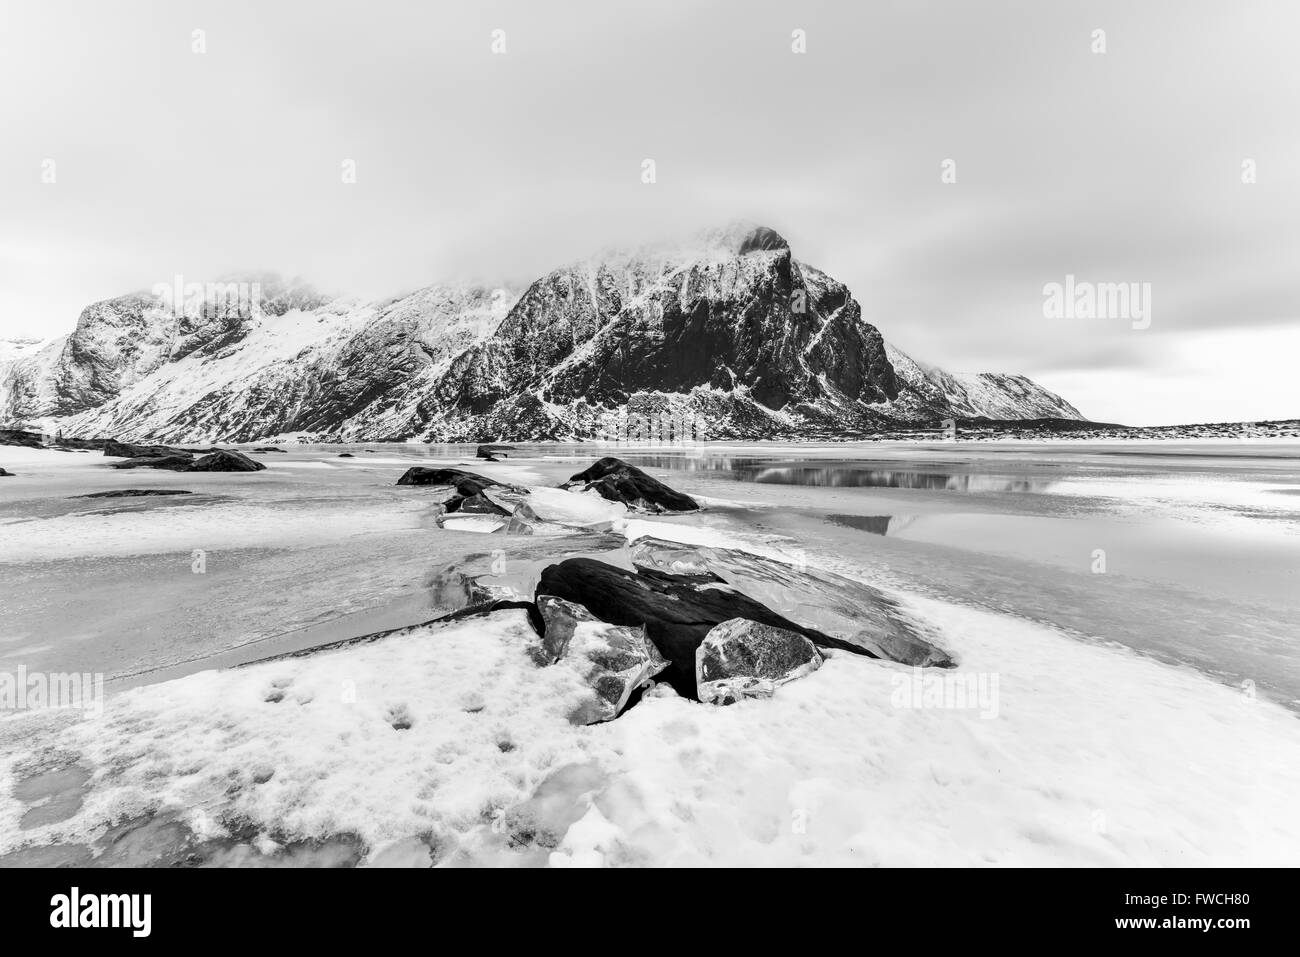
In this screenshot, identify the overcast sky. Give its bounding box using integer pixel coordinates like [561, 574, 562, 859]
[2, 0, 1297, 425]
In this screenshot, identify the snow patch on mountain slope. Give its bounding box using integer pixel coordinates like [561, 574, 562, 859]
[0, 337, 45, 366]
[57, 284, 517, 443]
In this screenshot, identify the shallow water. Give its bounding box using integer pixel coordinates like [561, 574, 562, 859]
[2, 439, 1299, 708]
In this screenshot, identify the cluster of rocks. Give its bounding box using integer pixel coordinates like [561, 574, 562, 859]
[0, 429, 44, 449]
[521, 542, 953, 719]
[398, 457, 697, 520]
[396, 466, 526, 518]
[386, 454, 957, 716]
[103, 439, 266, 473]
[395, 457, 698, 538]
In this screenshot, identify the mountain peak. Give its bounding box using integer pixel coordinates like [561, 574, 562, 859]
[737, 226, 790, 255]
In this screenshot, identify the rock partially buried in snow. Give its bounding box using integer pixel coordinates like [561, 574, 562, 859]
[537, 594, 667, 722]
[629, 536, 955, 669]
[73, 489, 193, 498]
[102, 438, 195, 458]
[456, 492, 511, 516]
[398, 467, 526, 521]
[396, 466, 503, 494]
[561, 457, 698, 513]
[187, 449, 266, 472]
[537, 557, 855, 697]
[696, 617, 822, 705]
[109, 454, 196, 471]
[0, 468, 12, 477]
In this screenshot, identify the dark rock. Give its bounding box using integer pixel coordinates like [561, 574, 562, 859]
[456, 492, 512, 516]
[476, 444, 516, 461]
[252, 446, 287, 453]
[186, 449, 266, 472]
[108, 454, 196, 471]
[536, 557, 857, 697]
[737, 226, 790, 255]
[396, 466, 500, 493]
[0, 429, 44, 449]
[49, 436, 110, 451]
[562, 457, 698, 513]
[629, 536, 954, 668]
[73, 489, 193, 498]
[103, 439, 194, 458]
[696, 618, 822, 705]
[0, 467, 12, 476]
[396, 466, 525, 516]
[338, 452, 355, 457]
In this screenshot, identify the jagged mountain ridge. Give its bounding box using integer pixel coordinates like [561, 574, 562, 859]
[0, 226, 1084, 441]
[884, 343, 1083, 422]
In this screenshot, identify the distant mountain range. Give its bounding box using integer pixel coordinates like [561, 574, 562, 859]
[0, 225, 1083, 442]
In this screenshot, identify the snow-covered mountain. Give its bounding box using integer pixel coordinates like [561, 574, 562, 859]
[884, 342, 1083, 422]
[0, 226, 1085, 441]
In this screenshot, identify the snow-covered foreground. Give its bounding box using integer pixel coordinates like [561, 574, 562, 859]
[2, 593, 1297, 867]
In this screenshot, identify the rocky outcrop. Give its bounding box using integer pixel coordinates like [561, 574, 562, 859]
[103, 439, 194, 458]
[396, 466, 499, 492]
[396, 466, 527, 518]
[695, 617, 823, 705]
[108, 454, 195, 471]
[561, 457, 699, 513]
[628, 536, 954, 668]
[105, 446, 265, 472]
[0, 429, 43, 449]
[0, 467, 12, 476]
[187, 449, 265, 472]
[536, 557, 871, 697]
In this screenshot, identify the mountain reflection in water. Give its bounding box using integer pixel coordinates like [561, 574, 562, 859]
[619, 455, 1057, 493]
